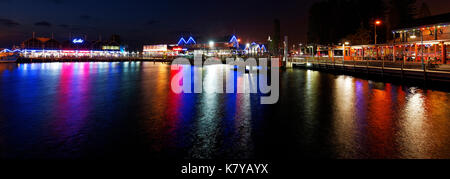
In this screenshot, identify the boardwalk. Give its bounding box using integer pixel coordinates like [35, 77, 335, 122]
[289, 57, 450, 82]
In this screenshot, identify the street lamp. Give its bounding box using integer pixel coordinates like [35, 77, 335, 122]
[374, 20, 382, 45]
[208, 41, 215, 56]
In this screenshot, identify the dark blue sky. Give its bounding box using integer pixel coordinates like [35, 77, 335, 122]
[0, 0, 449, 49]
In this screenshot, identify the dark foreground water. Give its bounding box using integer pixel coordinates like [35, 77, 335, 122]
[0, 62, 449, 159]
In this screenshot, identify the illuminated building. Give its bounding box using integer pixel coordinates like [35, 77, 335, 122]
[316, 13, 450, 64]
[17, 33, 131, 59]
[170, 35, 267, 57]
[143, 44, 183, 58]
[244, 42, 267, 55]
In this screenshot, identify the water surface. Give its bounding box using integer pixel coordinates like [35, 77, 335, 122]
[0, 62, 449, 159]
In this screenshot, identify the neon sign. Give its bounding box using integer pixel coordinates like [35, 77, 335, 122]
[177, 37, 187, 46]
[229, 35, 239, 48]
[178, 36, 196, 46]
[172, 47, 183, 51]
[72, 38, 84, 44]
[229, 35, 238, 43]
[186, 37, 196, 44]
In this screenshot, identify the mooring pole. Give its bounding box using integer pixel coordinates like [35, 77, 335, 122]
[284, 36, 289, 68]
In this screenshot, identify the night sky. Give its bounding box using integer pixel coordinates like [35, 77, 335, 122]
[0, 0, 449, 49]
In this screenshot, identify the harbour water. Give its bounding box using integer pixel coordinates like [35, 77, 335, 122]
[0, 62, 449, 159]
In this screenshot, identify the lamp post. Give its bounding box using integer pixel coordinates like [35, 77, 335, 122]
[374, 20, 381, 45]
[374, 20, 382, 61]
[209, 41, 215, 56]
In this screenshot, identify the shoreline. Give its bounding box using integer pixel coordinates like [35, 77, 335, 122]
[15, 57, 174, 63]
[294, 62, 450, 84]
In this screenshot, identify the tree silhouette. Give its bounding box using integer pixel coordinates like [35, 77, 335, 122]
[342, 26, 371, 45]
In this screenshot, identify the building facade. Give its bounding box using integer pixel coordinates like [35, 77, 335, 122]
[19, 34, 131, 59]
[316, 13, 450, 64]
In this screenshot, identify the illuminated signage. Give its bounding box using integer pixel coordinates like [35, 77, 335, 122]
[172, 47, 183, 51]
[186, 37, 196, 44]
[177, 36, 196, 46]
[177, 38, 187, 46]
[72, 38, 84, 44]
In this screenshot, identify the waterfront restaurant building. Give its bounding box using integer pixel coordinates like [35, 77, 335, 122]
[318, 13, 450, 64]
[19, 34, 131, 59]
[143, 35, 268, 58]
[142, 44, 181, 58]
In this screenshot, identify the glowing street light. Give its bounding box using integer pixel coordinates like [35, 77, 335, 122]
[209, 41, 215, 48]
[374, 20, 382, 45]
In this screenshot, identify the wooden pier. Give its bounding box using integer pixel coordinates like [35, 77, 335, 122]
[289, 57, 450, 82]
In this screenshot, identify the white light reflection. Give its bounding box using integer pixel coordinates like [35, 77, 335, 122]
[332, 75, 358, 158]
[203, 65, 224, 94]
[398, 88, 428, 158]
